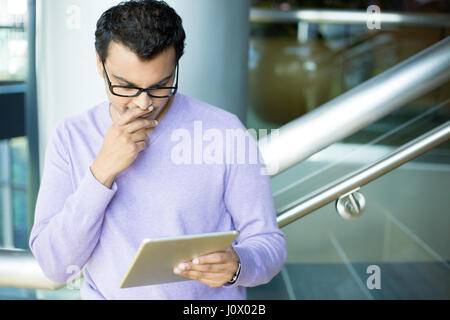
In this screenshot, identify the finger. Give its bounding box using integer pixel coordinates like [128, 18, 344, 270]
[179, 262, 229, 273]
[130, 132, 149, 143]
[194, 252, 232, 265]
[125, 119, 158, 134]
[135, 140, 148, 153]
[117, 106, 154, 126]
[174, 268, 225, 282]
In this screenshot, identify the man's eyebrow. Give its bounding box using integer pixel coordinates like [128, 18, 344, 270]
[112, 73, 173, 87]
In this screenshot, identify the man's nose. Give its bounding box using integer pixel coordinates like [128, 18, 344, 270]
[133, 90, 153, 110]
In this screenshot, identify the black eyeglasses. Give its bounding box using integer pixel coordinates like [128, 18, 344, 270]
[102, 60, 179, 98]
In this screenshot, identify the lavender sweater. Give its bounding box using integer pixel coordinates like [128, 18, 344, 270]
[29, 93, 286, 300]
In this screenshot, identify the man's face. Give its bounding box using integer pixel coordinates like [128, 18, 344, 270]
[96, 41, 177, 121]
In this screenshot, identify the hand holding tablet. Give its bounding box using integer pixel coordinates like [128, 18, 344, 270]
[173, 246, 240, 288]
[120, 230, 239, 288]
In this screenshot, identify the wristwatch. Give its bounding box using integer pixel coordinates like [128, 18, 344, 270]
[227, 262, 241, 284]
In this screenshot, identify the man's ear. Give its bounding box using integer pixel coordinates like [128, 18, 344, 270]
[95, 50, 104, 78]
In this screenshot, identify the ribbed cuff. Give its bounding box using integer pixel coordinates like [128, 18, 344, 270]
[223, 244, 251, 288]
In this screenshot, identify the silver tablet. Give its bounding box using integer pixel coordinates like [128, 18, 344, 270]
[119, 230, 239, 288]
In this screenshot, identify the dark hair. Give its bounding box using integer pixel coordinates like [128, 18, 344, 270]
[95, 0, 186, 63]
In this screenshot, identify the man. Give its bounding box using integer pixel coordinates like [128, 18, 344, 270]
[29, 0, 286, 300]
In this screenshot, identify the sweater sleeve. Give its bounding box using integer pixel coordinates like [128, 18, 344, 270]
[223, 116, 287, 288]
[28, 120, 118, 283]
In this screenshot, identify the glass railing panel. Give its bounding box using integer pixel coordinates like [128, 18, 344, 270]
[248, 99, 450, 299]
[247, 5, 450, 299]
[0, 287, 36, 300]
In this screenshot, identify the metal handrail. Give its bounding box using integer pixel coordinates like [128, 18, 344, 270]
[0, 248, 65, 290]
[250, 8, 450, 27]
[276, 121, 450, 227]
[258, 36, 450, 176]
